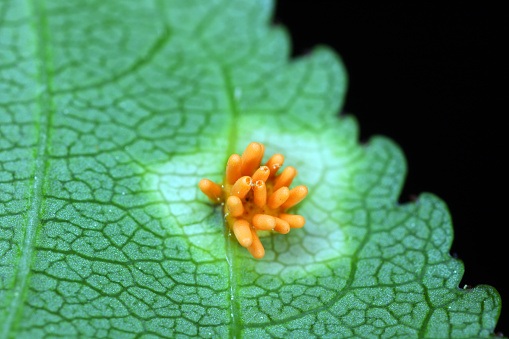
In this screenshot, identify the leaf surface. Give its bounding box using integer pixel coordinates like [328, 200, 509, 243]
[0, 0, 501, 338]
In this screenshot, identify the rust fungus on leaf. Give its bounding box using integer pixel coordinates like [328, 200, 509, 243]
[199, 142, 308, 259]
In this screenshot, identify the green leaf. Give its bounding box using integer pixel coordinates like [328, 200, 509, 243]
[0, 0, 501, 338]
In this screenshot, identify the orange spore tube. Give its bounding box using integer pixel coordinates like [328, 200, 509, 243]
[227, 196, 244, 217]
[280, 185, 308, 209]
[256, 143, 265, 166]
[251, 166, 270, 183]
[198, 142, 309, 259]
[231, 176, 252, 199]
[248, 228, 265, 259]
[241, 142, 263, 176]
[273, 166, 297, 191]
[265, 153, 284, 179]
[233, 219, 253, 247]
[252, 214, 276, 230]
[198, 179, 222, 201]
[226, 154, 242, 185]
[267, 187, 290, 209]
[253, 180, 266, 207]
[279, 213, 306, 228]
[274, 218, 290, 234]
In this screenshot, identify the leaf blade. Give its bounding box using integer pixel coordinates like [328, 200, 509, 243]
[0, 0, 502, 337]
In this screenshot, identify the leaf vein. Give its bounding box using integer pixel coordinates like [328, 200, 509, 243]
[1, 0, 54, 336]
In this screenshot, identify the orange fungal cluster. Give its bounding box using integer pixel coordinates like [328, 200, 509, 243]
[199, 142, 308, 259]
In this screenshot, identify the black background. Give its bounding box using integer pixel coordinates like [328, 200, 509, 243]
[275, 2, 507, 335]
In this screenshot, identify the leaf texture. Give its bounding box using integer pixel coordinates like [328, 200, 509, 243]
[0, 0, 501, 338]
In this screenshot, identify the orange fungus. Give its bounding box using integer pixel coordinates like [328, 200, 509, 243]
[198, 142, 308, 259]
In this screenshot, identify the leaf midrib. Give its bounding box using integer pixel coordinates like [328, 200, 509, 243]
[1, 0, 53, 336]
[220, 66, 241, 338]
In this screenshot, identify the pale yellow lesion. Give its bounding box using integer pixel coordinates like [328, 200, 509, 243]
[199, 142, 308, 259]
